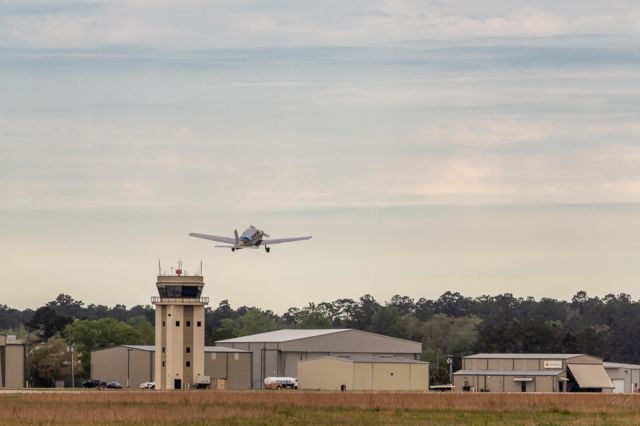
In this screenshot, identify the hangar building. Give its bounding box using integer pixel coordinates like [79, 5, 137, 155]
[0, 334, 24, 388]
[216, 329, 422, 389]
[453, 353, 614, 392]
[91, 345, 252, 389]
[298, 355, 428, 391]
[604, 362, 640, 393]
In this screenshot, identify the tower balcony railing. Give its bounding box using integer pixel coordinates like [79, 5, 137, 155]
[151, 296, 209, 304]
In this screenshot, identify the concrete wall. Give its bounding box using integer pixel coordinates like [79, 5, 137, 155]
[204, 352, 252, 390]
[409, 363, 429, 391]
[0, 343, 25, 389]
[91, 347, 154, 388]
[298, 357, 353, 390]
[155, 303, 206, 389]
[3, 345, 25, 388]
[298, 358, 428, 391]
[464, 355, 604, 373]
[454, 374, 563, 393]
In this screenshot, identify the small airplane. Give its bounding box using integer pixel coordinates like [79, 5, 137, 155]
[189, 225, 311, 253]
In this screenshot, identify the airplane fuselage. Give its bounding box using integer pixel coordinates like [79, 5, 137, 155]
[239, 227, 264, 247]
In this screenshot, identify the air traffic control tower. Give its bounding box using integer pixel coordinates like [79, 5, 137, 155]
[152, 262, 209, 390]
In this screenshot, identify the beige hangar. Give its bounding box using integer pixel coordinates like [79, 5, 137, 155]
[298, 356, 429, 391]
[454, 353, 614, 392]
[0, 334, 25, 389]
[90, 344, 252, 389]
[604, 362, 640, 393]
[217, 329, 422, 389]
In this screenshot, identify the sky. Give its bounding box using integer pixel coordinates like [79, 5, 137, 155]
[1, 1, 640, 313]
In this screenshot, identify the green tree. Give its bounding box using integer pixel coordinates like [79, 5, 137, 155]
[63, 318, 143, 370]
[295, 303, 333, 329]
[26, 306, 72, 340]
[30, 336, 82, 387]
[126, 316, 154, 344]
[422, 314, 481, 357]
[217, 308, 282, 337]
[422, 314, 481, 385]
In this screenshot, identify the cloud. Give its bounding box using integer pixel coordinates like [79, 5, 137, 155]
[1, 1, 640, 49]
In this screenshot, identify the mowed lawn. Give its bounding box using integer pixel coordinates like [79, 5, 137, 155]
[1, 391, 639, 425]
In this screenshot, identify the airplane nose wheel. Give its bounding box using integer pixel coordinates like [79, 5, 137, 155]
[231, 248, 236, 252]
[265, 247, 270, 253]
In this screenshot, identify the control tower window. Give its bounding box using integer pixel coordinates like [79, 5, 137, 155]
[158, 286, 202, 298]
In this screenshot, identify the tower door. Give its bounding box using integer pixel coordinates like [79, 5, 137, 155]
[174, 379, 182, 390]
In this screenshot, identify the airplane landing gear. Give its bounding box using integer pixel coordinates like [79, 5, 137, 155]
[265, 247, 271, 253]
[231, 248, 236, 252]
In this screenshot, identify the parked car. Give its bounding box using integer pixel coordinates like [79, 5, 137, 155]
[105, 381, 123, 389]
[81, 379, 102, 389]
[139, 381, 155, 389]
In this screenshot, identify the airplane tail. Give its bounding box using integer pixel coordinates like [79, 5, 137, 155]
[234, 229, 240, 247]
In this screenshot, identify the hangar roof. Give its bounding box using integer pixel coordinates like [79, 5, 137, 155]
[325, 355, 428, 364]
[217, 329, 422, 354]
[117, 345, 247, 353]
[604, 362, 640, 370]
[454, 369, 564, 376]
[217, 329, 351, 343]
[465, 353, 586, 359]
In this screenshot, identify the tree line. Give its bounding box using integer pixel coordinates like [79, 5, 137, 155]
[1, 291, 639, 386]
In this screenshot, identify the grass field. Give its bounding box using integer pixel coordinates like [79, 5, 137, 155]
[1, 391, 639, 425]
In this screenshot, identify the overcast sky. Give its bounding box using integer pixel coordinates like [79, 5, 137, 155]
[2, 1, 640, 312]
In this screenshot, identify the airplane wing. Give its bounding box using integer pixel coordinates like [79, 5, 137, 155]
[263, 236, 312, 245]
[189, 233, 236, 245]
[213, 245, 259, 249]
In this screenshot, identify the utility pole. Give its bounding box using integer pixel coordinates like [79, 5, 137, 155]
[127, 348, 133, 388]
[67, 343, 75, 388]
[446, 356, 453, 385]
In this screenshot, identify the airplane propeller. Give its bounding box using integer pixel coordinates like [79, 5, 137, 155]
[251, 224, 270, 238]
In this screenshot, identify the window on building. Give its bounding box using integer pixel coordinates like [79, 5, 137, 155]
[162, 321, 165, 327]
[197, 321, 202, 327]
[162, 347, 165, 353]
[186, 347, 191, 353]
[176, 320, 180, 327]
[186, 361, 191, 367]
[186, 321, 191, 327]
[162, 361, 165, 367]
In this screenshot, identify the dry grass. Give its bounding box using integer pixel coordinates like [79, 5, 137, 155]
[1, 390, 639, 425]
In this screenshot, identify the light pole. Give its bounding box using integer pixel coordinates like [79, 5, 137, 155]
[446, 356, 453, 385]
[67, 343, 75, 388]
[127, 348, 133, 388]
